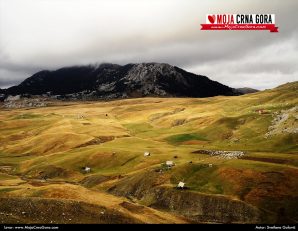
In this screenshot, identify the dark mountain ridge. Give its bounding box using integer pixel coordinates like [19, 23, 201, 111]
[2, 63, 240, 99]
[236, 87, 259, 94]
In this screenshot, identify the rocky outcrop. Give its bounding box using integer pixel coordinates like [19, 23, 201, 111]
[265, 106, 298, 138]
[3, 96, 47, 109]
[192, 150, 245, 159]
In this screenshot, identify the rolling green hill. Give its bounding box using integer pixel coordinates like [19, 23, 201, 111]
[0, 81, 297, 223]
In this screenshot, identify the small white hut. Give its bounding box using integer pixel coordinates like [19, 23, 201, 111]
[166, 161, 174, 167]
[144, 151, 150, 157]
[177, 182, 185, 189]
[84, 166, 91, 173]
[209, 163, 213, 168]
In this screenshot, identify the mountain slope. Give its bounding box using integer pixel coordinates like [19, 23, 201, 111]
[4, 63, 237, 98]
[236, 87, 259, 94]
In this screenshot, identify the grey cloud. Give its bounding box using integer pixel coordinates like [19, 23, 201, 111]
[0, 0, 297, 89]
[0, 69, 31, 88]
[187, 32, 298, 90]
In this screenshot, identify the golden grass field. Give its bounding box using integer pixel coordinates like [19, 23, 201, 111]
[0, 82, 297, 223]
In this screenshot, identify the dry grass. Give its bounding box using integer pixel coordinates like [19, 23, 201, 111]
[0, 81, 297, 223]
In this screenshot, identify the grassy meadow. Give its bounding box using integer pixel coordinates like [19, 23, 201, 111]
[0, 82, 297, 223]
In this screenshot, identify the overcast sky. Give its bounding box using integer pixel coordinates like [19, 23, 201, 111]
[0, 0, 297, 90]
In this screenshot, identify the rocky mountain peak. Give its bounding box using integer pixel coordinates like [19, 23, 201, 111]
[1, 62, 239, 100]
